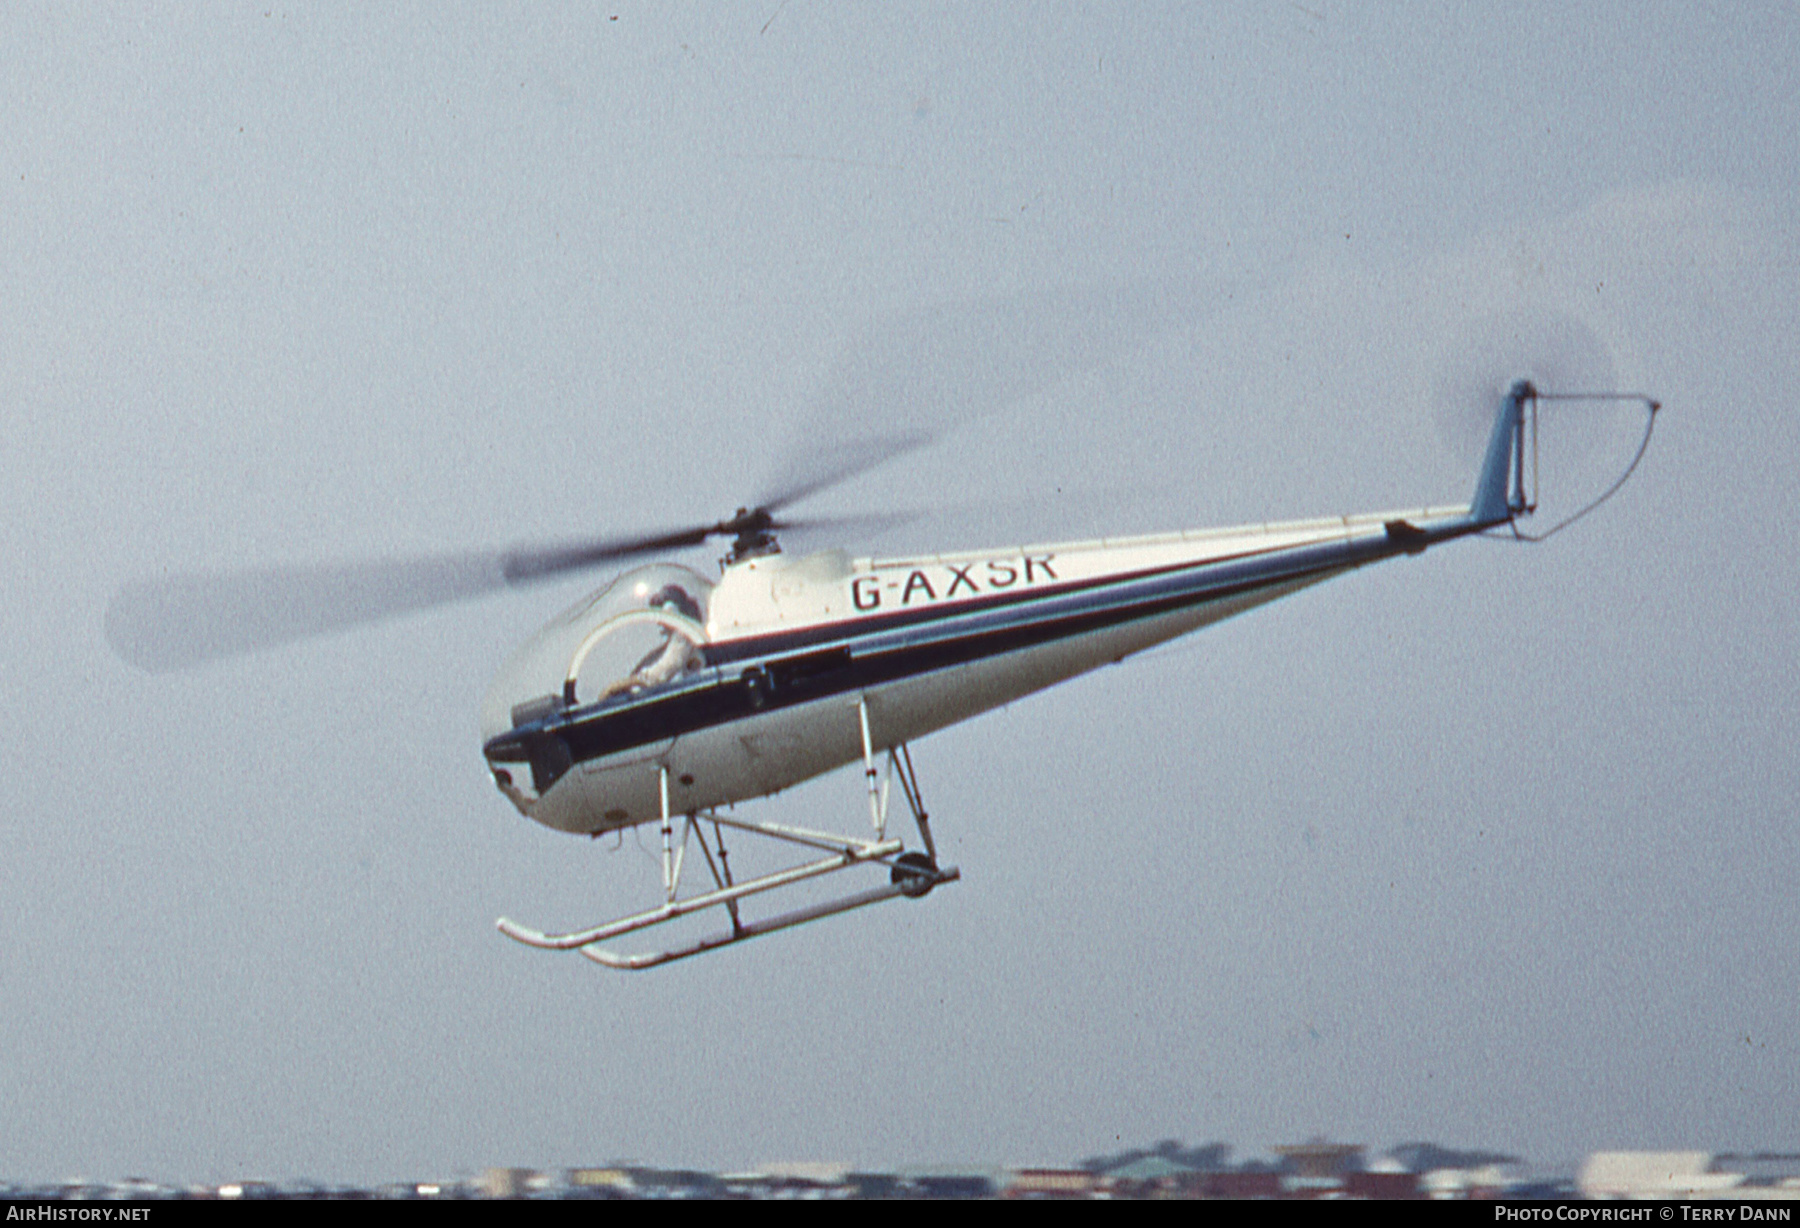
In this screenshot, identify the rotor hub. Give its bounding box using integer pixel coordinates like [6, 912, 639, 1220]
[722, 507, 783, 563]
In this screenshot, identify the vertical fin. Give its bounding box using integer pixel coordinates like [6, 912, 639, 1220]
[1469, 380, 1531, 525]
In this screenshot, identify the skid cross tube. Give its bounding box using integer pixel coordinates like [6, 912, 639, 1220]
[892, 742, 937, 863]
[859, 695, 885, 837]
[703, 811, 898, 856]
[690, 817, 743, 935]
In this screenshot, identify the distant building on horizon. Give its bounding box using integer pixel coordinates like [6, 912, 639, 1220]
[1579, 1152, 1800, 1200]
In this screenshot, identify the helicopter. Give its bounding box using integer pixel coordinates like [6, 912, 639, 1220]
[106, 379, 1656, 969]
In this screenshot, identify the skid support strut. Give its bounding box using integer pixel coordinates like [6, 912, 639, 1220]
[496, 697, 958, 969]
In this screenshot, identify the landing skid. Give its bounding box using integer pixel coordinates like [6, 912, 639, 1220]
[496, 702, 958, 970]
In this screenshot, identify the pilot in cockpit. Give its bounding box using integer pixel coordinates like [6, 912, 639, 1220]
[605, 583, 706, 698]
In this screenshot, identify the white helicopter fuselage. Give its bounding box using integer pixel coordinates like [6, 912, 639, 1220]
[464, 381, 1655, 970]
[481, 389, 1540, 839]
[481, 501, 1481, 835]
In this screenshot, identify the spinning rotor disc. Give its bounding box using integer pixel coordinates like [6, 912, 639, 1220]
[105, 430, 930, 673]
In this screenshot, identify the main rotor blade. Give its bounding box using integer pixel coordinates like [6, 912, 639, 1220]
[752, 430, 934, 514]
[765, 508, 921, 547]
[750, 277, 1201, 515]
[106, 525, 717, 673]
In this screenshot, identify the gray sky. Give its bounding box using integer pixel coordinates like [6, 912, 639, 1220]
[3, 3, 1796, 1183]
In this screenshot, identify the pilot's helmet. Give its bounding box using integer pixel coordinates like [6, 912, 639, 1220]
[649, 584, 703, 623]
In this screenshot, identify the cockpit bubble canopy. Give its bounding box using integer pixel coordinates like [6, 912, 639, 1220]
[480, 563, 713, 742]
